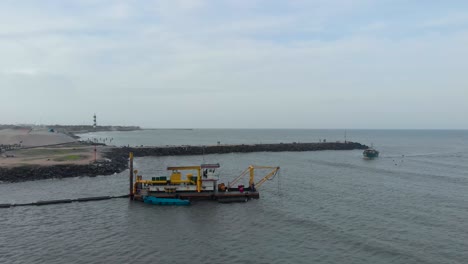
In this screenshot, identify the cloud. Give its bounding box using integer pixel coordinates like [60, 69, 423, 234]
[0, 0, 467, 128]
[1, 68, 42, 76]
[420, 12, 468, 28]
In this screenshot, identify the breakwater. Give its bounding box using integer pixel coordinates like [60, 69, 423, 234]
[0, 155, 128, 183]
[108, 141, 368, 157]
[0, 142, 367, 183]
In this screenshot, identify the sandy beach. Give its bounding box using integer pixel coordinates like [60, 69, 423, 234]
[0, 127, 76, 147]
[0, 127, 102, 167]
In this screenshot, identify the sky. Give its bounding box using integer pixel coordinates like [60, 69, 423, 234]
[1, 0, 467, 129]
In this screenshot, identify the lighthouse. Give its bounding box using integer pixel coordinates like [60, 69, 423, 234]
[93, 113, 97, 130]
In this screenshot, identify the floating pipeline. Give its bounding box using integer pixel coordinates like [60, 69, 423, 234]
[0, 142, 367, 183]
[0, 195, 129, 209]
[143, 196, 191, 206]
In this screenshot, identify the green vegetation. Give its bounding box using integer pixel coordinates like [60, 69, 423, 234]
[53, 155, 87, 162]
[18, 148, 87, 156]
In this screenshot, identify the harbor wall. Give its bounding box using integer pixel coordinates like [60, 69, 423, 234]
[0, 155, 127, 183]
[109, 141, 368, 157]
[0, 142, 367, 183]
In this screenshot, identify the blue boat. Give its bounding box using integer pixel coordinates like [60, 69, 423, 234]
[143, 196, 190, 206]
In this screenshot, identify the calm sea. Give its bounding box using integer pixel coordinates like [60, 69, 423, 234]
[1, 129, 467, 264]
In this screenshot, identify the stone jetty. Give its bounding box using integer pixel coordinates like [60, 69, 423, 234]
[108, 141, 368, 158]
[0, 156, 128, 183]
[0, 142, 367, 183]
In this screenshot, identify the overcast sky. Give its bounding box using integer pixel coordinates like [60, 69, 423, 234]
[1, 0, 467, 129]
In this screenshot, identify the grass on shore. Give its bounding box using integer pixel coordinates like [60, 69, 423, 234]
[16, 148, 88, 156]
[53, 155, 88, 162]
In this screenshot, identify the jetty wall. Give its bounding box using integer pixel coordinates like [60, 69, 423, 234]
[0, 142, 367, 183]
[109, 142, 368, 157]
[0, 155, 127, 183]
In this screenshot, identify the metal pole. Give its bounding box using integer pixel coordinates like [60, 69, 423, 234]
[249, 166, 255, 187]
[129, 152, 134, 199]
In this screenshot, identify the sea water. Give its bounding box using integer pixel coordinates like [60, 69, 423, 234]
[1, 129, 467, 264]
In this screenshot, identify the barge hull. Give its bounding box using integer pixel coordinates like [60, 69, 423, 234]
[134, 191, 259, 202]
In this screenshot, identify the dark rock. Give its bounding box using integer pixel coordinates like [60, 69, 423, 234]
[108, 141, 368, 158]
[0, 142, 367, 183]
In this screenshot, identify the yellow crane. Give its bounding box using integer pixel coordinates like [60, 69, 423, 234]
[228, 165, 280, 190]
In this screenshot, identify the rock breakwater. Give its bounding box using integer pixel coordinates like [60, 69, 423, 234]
[109, 142, 368, 157]
[0, 154, 127, 183]
[0, 142, 367, 183]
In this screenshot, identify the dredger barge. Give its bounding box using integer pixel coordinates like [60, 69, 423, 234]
[129, 153, 280, 205]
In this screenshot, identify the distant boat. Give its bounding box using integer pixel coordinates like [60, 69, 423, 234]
[363, 146, 379, 159]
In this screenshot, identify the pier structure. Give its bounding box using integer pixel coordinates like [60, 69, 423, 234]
[112, 141, 368, 158]
[0, 142, 368, 183]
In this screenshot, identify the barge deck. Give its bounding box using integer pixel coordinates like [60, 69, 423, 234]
[129, 153, 278, 204]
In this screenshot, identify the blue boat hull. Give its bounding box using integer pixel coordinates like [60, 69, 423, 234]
[143, 196, 190, 206]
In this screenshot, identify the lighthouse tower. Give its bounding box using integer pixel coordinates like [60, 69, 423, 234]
[93, 113, 97, 130]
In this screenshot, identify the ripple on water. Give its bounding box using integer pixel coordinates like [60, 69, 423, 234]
[1, 139, 468, 264]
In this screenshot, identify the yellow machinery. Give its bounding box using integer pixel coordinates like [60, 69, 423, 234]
[228, 165, 280, 189]
[167, 166, 202, 191]
[134, 166, 202, 191]
[133, 160, 278, 193]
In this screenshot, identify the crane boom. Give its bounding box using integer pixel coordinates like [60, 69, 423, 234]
[228, 167, 250, 188]
[228, 165, 280, 189]
[255, 166, 280, 188]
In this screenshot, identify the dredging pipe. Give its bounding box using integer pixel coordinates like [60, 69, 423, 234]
[0, 195, 129, 209]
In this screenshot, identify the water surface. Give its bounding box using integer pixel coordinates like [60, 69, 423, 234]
[1, 129, 467, 264]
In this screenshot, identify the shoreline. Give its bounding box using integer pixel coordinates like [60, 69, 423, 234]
[50, 125, 141, 138]
[0, 141, 368, 183]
